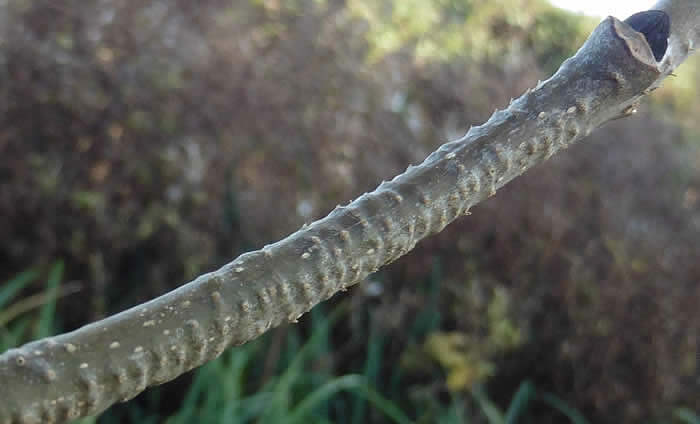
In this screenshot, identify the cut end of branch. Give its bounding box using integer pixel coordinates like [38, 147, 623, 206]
[613, 16, 661, 68]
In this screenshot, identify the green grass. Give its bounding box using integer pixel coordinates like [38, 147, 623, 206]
[0, 262, 65, 352]
[91, 303, 413, 424]
[674, 408, 700, 424]
[2, 264, 697, 423]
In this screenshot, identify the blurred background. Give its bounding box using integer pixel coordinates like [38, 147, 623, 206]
[1, 0, 700, 422]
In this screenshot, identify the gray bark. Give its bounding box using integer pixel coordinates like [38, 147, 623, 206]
[1, 1, 698, 422]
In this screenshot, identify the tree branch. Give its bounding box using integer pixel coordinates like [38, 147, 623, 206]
[1, 2, 697, 422]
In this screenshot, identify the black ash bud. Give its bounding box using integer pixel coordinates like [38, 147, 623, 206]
[624, 10, 670, 62]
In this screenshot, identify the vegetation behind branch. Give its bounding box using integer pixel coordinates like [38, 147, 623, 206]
[1, 0, 700, 422]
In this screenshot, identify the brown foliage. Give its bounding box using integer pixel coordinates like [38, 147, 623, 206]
[1, 0, 699, 421]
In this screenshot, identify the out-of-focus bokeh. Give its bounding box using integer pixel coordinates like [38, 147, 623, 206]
[1, 0, 700, 422]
